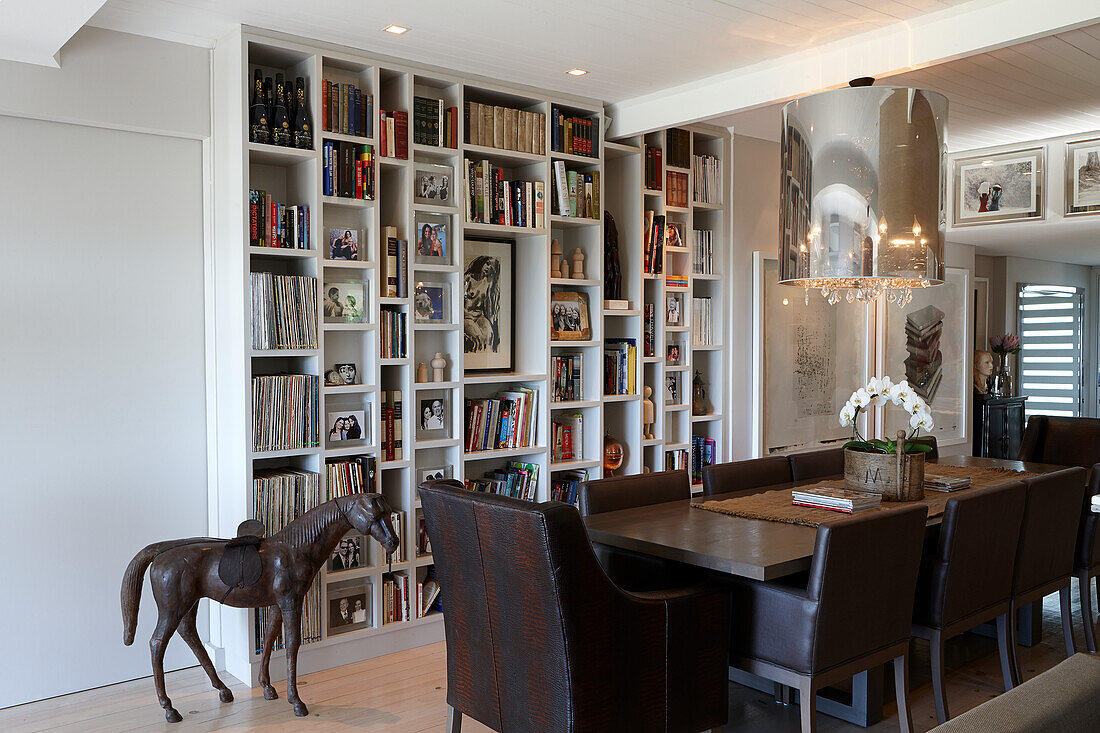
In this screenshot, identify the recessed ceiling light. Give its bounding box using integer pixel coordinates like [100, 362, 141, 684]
[566, 68, 587, 76]
[383, 25, 409, 35]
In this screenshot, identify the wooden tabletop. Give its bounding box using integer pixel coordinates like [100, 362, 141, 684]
[582, 456, 1065, 581]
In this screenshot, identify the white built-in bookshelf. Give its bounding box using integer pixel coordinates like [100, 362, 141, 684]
[211, 26, 731, 686]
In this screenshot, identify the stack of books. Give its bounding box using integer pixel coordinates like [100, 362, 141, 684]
[325, 456, 377, 498]
[378, 109, 409, 159]
[551, 162, 600, 218]
[643, 211, 665, 274]
[550, 108, 597, 158]
[551, 353, 583, 402]
[644, 144, 663, 190]
[413, 96, 458, 148]
[924, 475, 972, 492]
[380, 391, 404, 461]
[463, 158, 545, 228]
[323, 141, 375, 199]
[551, 413, 583, 463]
[249, 190, 311, 248]
[466, 461, 540, 501]
[321, 80, 373, 137]
[464, 101, 546, 154]
[666, 170, 688, 208]
[791, 487, 881, 514]
[550, 469, 588, 504]
[464, 387, 539, 452]
[604, 338, 637, 396]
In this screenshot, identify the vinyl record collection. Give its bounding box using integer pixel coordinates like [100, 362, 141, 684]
[250, 272, 318, 350]
[252, 374, 320, 452]
[692, 153, 722, 204]
[692, 229, 714, 274]
[692, 296, 713, 346]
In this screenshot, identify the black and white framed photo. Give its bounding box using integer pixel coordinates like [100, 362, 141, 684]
[666, 293, 683, 325]
[666, 372, 680, 404]
[464, 238, 513, 371]
[416, 465, 453, 486]
[414, 163, 452, 205]
[415, 394, 448, 440]
[414, 281, 449, 324]
[414, 212, 449, 264]
[1065, 138, 1100, 216]
[953, 148, 1044, 226]
[327, 408, 367, 443]
[326, 576, 372, 635]
[327, 227, 361, 261]
[550, 290, 592, 341]
[329, 531, 367, 572]
[325, 362, 358, 386]
[324, 281, 366, 323]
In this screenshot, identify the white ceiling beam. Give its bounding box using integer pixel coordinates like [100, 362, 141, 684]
[607, 0, 1100, 138]
[0, 0, 109, 67]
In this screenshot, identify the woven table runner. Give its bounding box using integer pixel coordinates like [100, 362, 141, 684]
[693, 464, 1038, 528]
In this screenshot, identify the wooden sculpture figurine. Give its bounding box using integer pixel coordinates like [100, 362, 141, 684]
[121, 493, 399, 723]
[571, 248, 586, 279]
[642, 385, 655, 439]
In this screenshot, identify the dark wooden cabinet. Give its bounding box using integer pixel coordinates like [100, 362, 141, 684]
[973, 395, 1027, 459]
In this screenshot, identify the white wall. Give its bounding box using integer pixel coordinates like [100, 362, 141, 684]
[0, 27, 211, 708]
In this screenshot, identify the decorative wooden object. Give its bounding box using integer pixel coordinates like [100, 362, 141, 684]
[560, 259, 571, 279]
[550, 238, 562, 277]
[121, 494, 399, 723]
[416, 362, 429, 383]
[642, 386, 655, 439]
[431, 352, 447, 382]
[571, 248, 585, 279]
[843, 431, 925, 501]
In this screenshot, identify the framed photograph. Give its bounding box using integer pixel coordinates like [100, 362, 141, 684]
[665, 221, 684, 248]
[1065, 138, 1100, 216]
[414, 212, 449, 264]
[666, 372, 680, 404]
[326, 576, 372, 635]
[325, 362, 358, 387]
[414, 281, 449, 324]
[550, 291, 592, 341]
[416, 465, 453, 486]
[327, 227, 361, 261]
[464, 238, 514, 370]
[414, 163, 452, 205]
[666, 344, 681, 365]
[666, 293, 682, 325]
[324, 281, 366, 323]
[953, 148, 1044, 226]
[416, 394, 448, 440]
[327, 409, 367, 443]
[329, 531, 367, 573]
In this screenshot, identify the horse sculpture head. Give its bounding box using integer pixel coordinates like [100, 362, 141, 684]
[342, 493, 400, 556]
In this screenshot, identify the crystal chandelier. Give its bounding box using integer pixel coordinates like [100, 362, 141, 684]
[778, 79, 948, 306]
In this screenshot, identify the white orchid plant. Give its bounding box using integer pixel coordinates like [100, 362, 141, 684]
[840, 376, 936, 454]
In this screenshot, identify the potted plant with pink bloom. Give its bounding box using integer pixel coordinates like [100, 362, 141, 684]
[987, 333, 1021, 397]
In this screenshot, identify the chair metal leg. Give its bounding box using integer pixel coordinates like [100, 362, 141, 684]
[446, 705, 462, 733]
[999, 609, 1021, 690]
[1060, 585, 1076, 658]
[797, 677, 816, 733]
[929, 631, 949, 724]
[1081, 570, 1098, 654]
[773, 682, 792, 705]
[893, 653, 914, 733]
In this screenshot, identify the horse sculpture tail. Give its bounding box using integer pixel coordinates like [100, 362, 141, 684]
[122, 540, 208, 645]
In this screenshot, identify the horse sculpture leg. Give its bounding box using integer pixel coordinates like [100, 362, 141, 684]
[259, 606, 283, 700]
[149, 608, 186, 723]
[177, 603, 234, 703]
[280, 598, 309, 717]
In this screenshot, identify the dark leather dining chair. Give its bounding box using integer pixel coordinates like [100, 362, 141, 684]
[909, 435, 939, 459]
[701, 455, 792, 497]
[788, 447, 845, 482]
[1076, 465, 1100, 652]
[1017, 415, 1100, 467]
[419, 479, 731, 733]
[729, 504, 929, 733]
[1006, 467, 1087, 688]
[911, 482, 1027, 724]
[578, 470, 703, 592]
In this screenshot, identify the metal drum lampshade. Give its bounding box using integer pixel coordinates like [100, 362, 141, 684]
[779, 82, 948, 305]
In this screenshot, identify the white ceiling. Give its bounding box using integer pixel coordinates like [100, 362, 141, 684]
[87, 0, 975, 104]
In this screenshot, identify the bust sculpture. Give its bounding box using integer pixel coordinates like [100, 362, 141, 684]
[974, 349, 993, 394]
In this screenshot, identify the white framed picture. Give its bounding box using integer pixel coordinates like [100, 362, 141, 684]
[952, 148, 1044, 226]
[1065, 138, 1100, 216]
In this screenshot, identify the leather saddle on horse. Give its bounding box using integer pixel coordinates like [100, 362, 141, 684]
[218, 519, 265, 590]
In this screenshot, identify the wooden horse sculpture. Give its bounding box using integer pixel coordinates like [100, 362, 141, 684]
[121, 493, 399, 722]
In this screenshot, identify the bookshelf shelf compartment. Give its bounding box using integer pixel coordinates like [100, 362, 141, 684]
[381, 459, 412, 470]
[323, 322, 376, 331]
[412, 202, 459, 215]
[324, 384, 376, 395]
[551, 400, 601, 410]
[323, 259, 375, 270]
[550, 150, 600, 166]
[604, 394, 640, 403]
[641, 437, 663, 447]
[252, 447, 320, 459]
[325, 443, 379, 457]
[463, 371, 547, 385]
[321, 195, 374, 208]
[551, 277, 599, 287]
[464, 221, 546, 236]
[413, 381, 460, 390]
[413, 323, 460, 331]
[692, 200, 722, 210]
[251, 348, 319, 357]
[378, 156, 411, 168]
[692, 344, 724, 351]
[604, 309, 642, 317]
[665, 403, 690, 412]
[551, 458, 601, 471]
[248, 142, 317, 166]
[552, 340, 598, 348]
[412, 143, 460, 158]
[464, 446, 548, 462]
[249, 246, 316, 259]
[380, 357, 410, 366]
[603, 140, 642, 159]
[549, 214, 599, 228]
[692, 414, 722, 423]
[416, 438, 461, 450]
[463, 142, 543, 166]
[321, 131, 375, 146]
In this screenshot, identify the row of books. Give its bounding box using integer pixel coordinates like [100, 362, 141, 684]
[692, 296, 714, 346]
[792, 487, 881, 514]
[550, 469, 588, 505]
[666, 274, 689, 289]
[386, 511, 406, 562]
[604, 338, 637, 396]
[252, 374, 319, 452]
[551, 413, 583, 463]
[644, 144, 663, 191]
[250, 272, 318, 350]
[382, 573, 442, 624]
[380, 308, 407, 359]
[551, 162, 600, 219]
[380, 390, 404, 461]
[381, 227, 409, 297]
[463, 158, 545, 228]
[253, 467, 322, 652]
[644, 304, 656, 357]
[551, 353, 583, 402]
[323, 141, 375, 199]
[249, 191, 310, 249]
[550, 108, 597, 158]
[665, 128, 691, 169]
[666, 170, 689, 209]
[690, 436, 717, 485]
[325, 456, 378, 499]
[378, 110, 409, 159]
[321, 80, 373, 138]
[464, 387, 539, 452]
[413, 96, 458, 148]
[465, 461, 540, 501]
[464, 101, 546, 155]
[693, 154, 722, 204]
[643, 211, 666, 274]
[692, 229, 714, 274]
[665, 448, 689, 471]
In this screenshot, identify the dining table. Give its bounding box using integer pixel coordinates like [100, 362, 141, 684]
[582, 455, 1066, 727]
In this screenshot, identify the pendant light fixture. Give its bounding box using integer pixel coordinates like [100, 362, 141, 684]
[778, 78, 948, 306]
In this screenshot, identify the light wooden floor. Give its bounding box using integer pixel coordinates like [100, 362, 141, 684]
[1, 591, 1090, 733]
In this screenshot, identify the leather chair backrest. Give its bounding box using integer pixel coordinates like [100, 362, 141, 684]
[807, 504, 928, 671]
[1013, 467, 1087, 597]
[922, 483, 1026, 628]
[1018, 415, 1100, 467]
[578, 469, 689, 516]
[702, 456, 792, 497]
[910, 436, 939, 460]
[1077, 465, 1100, 572]
[789, 447, 845, 482]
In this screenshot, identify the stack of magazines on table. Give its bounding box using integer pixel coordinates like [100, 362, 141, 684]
[924, 474, 972, 492]
[791, 487, 881, 514]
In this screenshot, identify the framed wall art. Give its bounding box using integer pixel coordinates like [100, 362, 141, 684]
[1065, 137, 1100, 216]
[952, 148, 1044, 226]
[463, 238, 513, 370]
